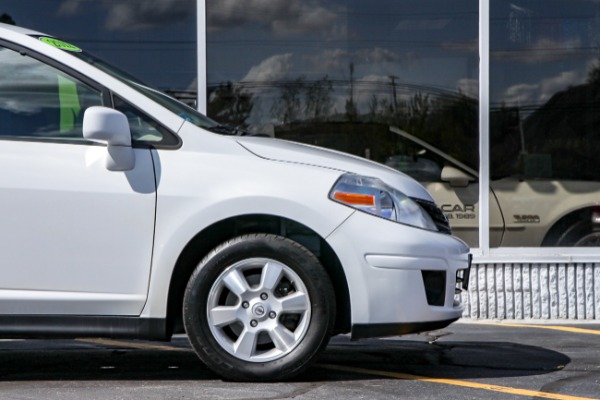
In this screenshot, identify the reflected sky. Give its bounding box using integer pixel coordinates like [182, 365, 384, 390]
[207, 0, 479, 92]
[206, 0, 479, 125]
[2, 0, 196, 91]
[491, 0, 600, 110]
[1, 0, 598, 113]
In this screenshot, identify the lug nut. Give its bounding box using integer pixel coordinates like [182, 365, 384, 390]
[260, 293, 268, 300]
[250, 320, 258, 327]
[242, 301, 249, 309]
[269, 311, 277, 319]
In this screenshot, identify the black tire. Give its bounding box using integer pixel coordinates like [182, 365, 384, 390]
[554, 219, 600, 247]
[183, 234, 335, 381]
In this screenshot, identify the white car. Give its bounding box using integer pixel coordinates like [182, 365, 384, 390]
[0, 24, 471, 381]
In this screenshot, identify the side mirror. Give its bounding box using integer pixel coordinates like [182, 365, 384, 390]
[441, 166, 475, 187]
[83, 106, 135, 171]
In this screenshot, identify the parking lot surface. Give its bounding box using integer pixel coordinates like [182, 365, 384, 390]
[0, 321, 598, 400]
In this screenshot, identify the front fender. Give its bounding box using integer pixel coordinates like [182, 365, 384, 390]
[140, 147, 352, 318]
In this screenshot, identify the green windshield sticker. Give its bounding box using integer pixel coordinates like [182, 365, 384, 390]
[39, 37, 82, 52]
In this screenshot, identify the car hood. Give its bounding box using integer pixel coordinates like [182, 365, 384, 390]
[235, 136, 434, 202]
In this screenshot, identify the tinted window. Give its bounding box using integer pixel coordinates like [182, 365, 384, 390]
[114, 96, 168, 143]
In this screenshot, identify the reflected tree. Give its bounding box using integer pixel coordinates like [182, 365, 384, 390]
[367, 95, 379, 121]
[388, 92, 478, 170]
[207, 82, 254, 128]
[305, 75, 333, 121]
[0, 13, 16, 25]
[272, 78, 304, 124]
[522, 71, 600, 181]
[587, 59, 600, 85]
[406, 93, 431, 136]
[344, 97, 358, 121]
[426, 94, 478, 170]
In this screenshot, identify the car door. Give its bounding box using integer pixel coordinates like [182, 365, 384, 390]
[0, 43, 156, 315]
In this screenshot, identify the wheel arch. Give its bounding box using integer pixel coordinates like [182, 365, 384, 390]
[165, 214, 351, 337]
[542, 206, 600, 246]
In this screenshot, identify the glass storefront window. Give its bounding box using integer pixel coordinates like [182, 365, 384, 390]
[490, 0, 600, 247]
[4, 0, 598, 252]
[206, 0, 480, 246]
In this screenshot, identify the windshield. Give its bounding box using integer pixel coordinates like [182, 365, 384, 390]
[78, 51, 220, 130]
[34, 35, 221, 131]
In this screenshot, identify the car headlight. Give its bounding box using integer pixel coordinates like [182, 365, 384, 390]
[329, 173, 438, 231]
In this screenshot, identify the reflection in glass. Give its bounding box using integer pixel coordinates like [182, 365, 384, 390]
[491, 0, 600, 247]
[0, 46, 101, 139]
[3, 0, 196, 94]
[206, 0, 480, 246]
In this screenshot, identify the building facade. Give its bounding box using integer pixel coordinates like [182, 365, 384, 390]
[3, 0, 599, 319]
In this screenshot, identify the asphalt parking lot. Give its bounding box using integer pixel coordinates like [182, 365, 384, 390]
[0, 321, 598, 400]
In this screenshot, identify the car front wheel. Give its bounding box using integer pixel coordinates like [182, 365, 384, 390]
[183, 234, 335, 381]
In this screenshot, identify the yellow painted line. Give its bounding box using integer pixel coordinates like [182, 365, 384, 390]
[478, 323, 600, 335]
[79, 338, 598, 400]
[76, 338, 191, 352]
[317, 364, 599, 400]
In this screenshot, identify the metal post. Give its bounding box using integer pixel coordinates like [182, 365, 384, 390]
[478, 0, 490, 255]
[197, 0, 207, 114]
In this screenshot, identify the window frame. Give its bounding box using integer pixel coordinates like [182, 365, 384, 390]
[475, 0, 600, 261]
[111, 94, 181, 148]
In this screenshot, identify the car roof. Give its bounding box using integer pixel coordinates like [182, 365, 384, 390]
[0, 22, 48, 36]
[0, 22, 48, 37]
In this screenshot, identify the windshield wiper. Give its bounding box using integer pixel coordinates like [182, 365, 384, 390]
[206, 124, 239, 135]
[206, 124, 268, 137]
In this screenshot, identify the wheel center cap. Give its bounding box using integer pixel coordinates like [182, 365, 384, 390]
[252, 303, 267, 317]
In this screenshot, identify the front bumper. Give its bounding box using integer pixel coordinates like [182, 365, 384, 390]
[326, 211, 471, 339]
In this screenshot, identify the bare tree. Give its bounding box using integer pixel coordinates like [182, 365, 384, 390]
[305, 75, 333, 121]
[207, 82, 254, 128]
[272, 78, 305, 124]
[0, 13, 16, 25]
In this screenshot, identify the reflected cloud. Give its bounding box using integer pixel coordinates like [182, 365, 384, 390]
[207, 0, 345, 39]
[351, 74, 412, 109]
[241, 53, 293, 83]
[503, 82, 539, 106]
[356, 48, 403, 64]
[501, 69, 584, 106]
[539, 71, 581, 102]
[457, 78, 478, 98]
[493, 37, 586, 64]
[306, 48, 408, 75]
[307, 49, 349, 73]
[58, 0, 195, 31]
[0, 52, 57, 113]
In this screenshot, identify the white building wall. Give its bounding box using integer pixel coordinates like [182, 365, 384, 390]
[461, 263, 600, 320]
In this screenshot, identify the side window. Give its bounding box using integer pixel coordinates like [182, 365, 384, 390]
[113, 96, 166, 143]
[0, 45, 102, 140]
[384, 142, 444, 182]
